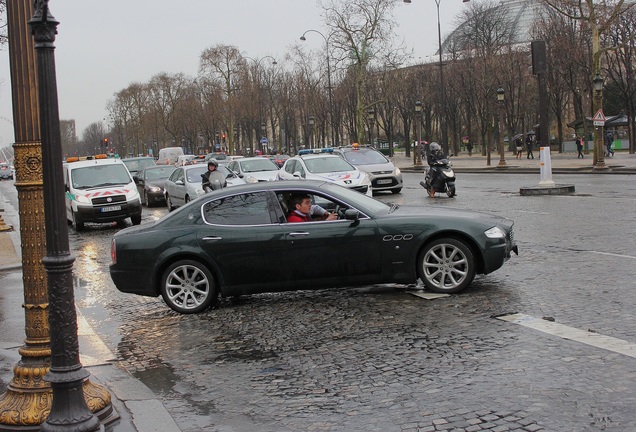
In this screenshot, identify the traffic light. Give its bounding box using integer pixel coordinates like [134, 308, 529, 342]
[102, 138, 109, 149]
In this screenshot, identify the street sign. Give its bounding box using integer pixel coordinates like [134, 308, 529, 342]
[593, 109, 606, 127]
[260, 137, 269, 145]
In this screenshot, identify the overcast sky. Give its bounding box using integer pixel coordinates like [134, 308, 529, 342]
[0, 0, 471, 150]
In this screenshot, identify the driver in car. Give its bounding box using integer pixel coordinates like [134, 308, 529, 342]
[287, 194, 338, 223]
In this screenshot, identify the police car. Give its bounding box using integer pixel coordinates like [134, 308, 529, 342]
[63, 155, 142, 231]
[277, 148, 372, 196]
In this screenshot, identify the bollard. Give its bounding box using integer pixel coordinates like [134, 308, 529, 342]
[538, 146, 555, 187]
[0, 214, 12, 232]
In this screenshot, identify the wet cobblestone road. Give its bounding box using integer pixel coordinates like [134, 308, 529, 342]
[71, 173, 636, 431]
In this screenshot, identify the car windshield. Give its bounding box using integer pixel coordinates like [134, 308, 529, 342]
[145, 166, 175, 180]
[321, 183, 391, 214]
[124, 158, 155, 172]
[240, 159, 279, 173]
[71, 164, 132, 189]
[343, 149, 388, 165]
[304, 157, 355, 174]
[186, 166, 208, 182]
[217, 165, 235, 178]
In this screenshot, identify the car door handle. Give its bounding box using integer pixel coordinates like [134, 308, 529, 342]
[288, 232, 310, 237]
[202, 236, 222, 241]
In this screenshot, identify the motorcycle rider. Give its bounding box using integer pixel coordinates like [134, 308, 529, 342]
[425, 142, 445, 197]
[201, 159, 226, 193]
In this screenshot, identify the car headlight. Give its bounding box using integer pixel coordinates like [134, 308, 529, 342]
[245, 175, 259, 183]
[395, 167, 401, 176]
[74, 193, 91, 204]
[148, 186, 161, 193]
[361, 173, 371, 185]
[484, 226, 506, 239]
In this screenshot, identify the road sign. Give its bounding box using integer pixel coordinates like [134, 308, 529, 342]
[260, 137, 269, 145]
[593, 109, 606, 127]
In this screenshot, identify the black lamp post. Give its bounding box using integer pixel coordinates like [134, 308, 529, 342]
[415, 100, 423, 167]
[367, 109, 375, 146]
[29, 2, 101, 430]
[301, 30, 335, 146]
[309, 115, 315, 149]
[496, 87, 508, 169]
[593, 73, 607, 170]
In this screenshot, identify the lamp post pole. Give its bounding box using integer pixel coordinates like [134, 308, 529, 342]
[301, 30, 335, 146]
[593, 73, 607, 170]
[496, 87, 508, 169]
[309, 115, 315, 149]
[367, 109, 375, 146]
[415, 100, 423, 167]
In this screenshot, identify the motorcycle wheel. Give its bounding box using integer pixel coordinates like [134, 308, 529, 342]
[446, 185, 456, 198]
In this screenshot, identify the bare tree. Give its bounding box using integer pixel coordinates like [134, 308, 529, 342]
[320, 0, 406, 145]
[199, 45, 244, 155]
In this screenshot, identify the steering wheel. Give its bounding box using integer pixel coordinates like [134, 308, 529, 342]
[333, 205, 341, 219]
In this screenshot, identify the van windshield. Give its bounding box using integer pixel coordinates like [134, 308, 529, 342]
[71, 164, 132, 189]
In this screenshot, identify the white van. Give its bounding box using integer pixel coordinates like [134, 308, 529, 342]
[157, 147, 184, 165]
[63, 156, 142, 231]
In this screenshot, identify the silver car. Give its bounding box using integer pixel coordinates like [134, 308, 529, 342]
[164, 164, 245, 211]
[227, 157, 280, 182]
[333, 146, 403, 194]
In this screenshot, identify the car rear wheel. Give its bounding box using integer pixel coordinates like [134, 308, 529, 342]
[418, 238, 475, 294]
[160, 260, 217, 314]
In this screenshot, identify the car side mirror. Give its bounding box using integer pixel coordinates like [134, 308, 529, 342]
[292, 171, 303, 178]
[344, 209, 359, 221]
[176, 180, 184, 186]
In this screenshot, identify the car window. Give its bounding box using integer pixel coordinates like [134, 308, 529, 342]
[304, 157, 354, 174]
[71, 164, 132, 189]
[169, 168, 183, 182]
[203, 192, 272, 225]
[186, 166, 207, 183]
[145, 166, 175, 180]
[343, 149, 387, 165]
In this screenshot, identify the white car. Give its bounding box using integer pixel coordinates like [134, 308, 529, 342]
[164, 164, 246, 211]
[277, 149, 372, 196]
[333, 146, 403, 194]
[227, 157, 280, 182]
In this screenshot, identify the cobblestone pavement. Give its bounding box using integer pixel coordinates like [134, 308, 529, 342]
[65, 172, 636, 432]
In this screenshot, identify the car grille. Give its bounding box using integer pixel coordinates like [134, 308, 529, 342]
[91, 195, 127, 205]
[371, 170, 393, 175]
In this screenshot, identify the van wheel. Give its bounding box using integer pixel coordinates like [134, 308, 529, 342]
[131, 215, 142, 225]
[72, 211, 85, 231]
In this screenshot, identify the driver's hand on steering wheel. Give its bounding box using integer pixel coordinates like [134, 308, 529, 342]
[325, 212, 338, 221]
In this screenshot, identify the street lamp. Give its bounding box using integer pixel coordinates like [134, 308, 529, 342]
[415, 100, 423, 167]
[496, 86, 508, 169]
[309, 115, 315, 149]
[404, 0, 470, 156]
[367, 109, 375, 146]
[593, 73, 607, 170]
[300, 29, 335, 146]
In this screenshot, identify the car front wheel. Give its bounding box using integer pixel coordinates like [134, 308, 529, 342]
[160, 260, 217, 314]
[418, 238, 475, 294]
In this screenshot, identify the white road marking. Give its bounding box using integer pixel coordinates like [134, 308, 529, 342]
[589, 250, 636, 260]
[407, 291, 450, 300]
[497, 313, 636, 359]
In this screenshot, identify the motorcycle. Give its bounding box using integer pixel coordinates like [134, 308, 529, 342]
[201, 174, 225, 193]
[420, 158, 456, 198]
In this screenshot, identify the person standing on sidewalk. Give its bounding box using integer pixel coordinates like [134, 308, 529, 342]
[576, 135, 584, 158]
[515, 137, 523, 159]
[526, 135, 535, 159]
[605, 131, 614, 157]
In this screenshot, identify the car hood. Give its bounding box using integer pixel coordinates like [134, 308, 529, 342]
[314, 170, 364, 183]
[352, 162, 395, 173]
[245, 171, 279, 181]
[391, 204, 507, 224]
[147, 179, 167, 188]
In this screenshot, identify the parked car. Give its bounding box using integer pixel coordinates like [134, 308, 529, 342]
[134, 165, 176, 207]
[333, 145, 403, 194]
[122, 156, 156, 177]
[277, 149, 372, 196]
[164, 164, 245, 211]
[0, 163, 13, 180]
[227, 156, 280, 182]
[109, 180, 518, 313]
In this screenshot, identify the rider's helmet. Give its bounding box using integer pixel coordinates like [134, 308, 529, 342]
[207, 159, 218, 169]
[429, 142, 441, 155]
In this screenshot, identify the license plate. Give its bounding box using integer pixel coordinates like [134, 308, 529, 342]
[101, 205, 121, 212]
[377, 179, 392, 184]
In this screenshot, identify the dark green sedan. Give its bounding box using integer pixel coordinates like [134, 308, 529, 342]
[109, 180, 518, 314]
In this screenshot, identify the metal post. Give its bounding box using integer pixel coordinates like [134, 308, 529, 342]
[309, 115, 315, 149]
[593, 73, 607, 170]
[29, 2, 111, 430]
[415, 101, 423, 167]
[367, 109, 375, 146]
[496, 87, 508, 169]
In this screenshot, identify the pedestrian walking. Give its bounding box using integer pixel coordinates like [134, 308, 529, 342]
[515, 137, 523, 159]
[526, 135, 535, 159]
[467, 142, 473, 157]
[575, 135, 584, 158]
[605, 131, 614, 157]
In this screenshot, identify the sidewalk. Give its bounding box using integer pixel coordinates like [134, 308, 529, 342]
[391, 149, 636, 174]
[0, 192, 179, 431]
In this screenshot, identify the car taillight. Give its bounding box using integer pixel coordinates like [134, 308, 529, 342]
[111, 239, 116, 264]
